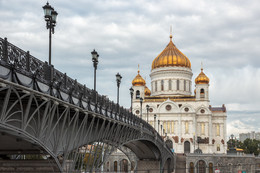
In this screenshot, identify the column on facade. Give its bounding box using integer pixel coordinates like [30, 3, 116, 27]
[220, 123, 224, 152]
[209, 115, 212, 144]
[188, 120, 191, 135]
[223, 120, 227, 152]
[178, 114, 181, 143]
[193, 114, 196, 152]
[172, 80, 176, 91]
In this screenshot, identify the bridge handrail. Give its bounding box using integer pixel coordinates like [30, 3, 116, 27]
[0, 37, 164, 143]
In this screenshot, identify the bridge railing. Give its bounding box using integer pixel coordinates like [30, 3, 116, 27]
[0, 37, 164, 142]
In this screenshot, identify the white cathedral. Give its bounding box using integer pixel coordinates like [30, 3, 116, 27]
[131, 34, 227, 154]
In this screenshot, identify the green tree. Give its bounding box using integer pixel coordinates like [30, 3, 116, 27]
[242, 138, 260, 156]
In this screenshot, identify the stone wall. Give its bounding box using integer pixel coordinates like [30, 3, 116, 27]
[185, 154, 260, 173]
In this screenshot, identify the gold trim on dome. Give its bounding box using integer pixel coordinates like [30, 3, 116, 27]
[144, 86, 151, 96]
[151, 34, 191, 70]
[195, 68, 210, 84]
[132, 68, 146, 86]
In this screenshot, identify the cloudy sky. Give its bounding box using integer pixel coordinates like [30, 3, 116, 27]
[1, 0, 260, 138]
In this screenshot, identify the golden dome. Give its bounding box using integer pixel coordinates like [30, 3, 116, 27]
[195, 68, 210, 84]
[132, 69, 146, 86]
[144, 86, 151, 96]
[152, 34, 191, 70]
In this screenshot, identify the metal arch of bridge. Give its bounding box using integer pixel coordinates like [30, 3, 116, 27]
[0, 37, 175, 172]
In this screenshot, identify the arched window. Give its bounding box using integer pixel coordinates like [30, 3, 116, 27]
[201, 123, 205, 135]
[209, 163, 213, 173]
[167, 121, 171, 133]
[189, 162, 194, 173]
[228, 163, 232, 173]
[217, 144, 220, 151]
[163, 121, 167, 133]
[171, 121, 174, 134]
[184, 80, 186, 91]
[136, 90, 140, 99]
[184, 141, 190, 153]
[216, 124, 220, 136]
[106, 162, 110, 172]
[200, 88, 205, 98]
[161, 80, 164, 91]
[177, 79, 180, 90]
[169, 80, 172, 90]
[114, 161, 118, 172]
[121, 159, 128, 172]
[155, 81, 157, 92]
[185, 121, 189, 134]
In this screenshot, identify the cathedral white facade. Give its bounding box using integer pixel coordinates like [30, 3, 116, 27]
[131, 34, 227, 154]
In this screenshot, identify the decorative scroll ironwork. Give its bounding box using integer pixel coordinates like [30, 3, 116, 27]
[0, 37, 175, 173]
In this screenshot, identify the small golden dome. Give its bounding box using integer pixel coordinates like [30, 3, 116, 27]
[132, 69, 146, 86]
[152, 35, 191, 70]
[144, 86, 151, 96]
[195, 68, 210, 84]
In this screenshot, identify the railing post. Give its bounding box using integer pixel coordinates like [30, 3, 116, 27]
[3, 37, 8, 62]
[83, 84, 86, 98]
[26, 51, 30, 72]
[50, 65, 54, 82]
[64, 73, 67, 88]
[44, 61, 50, 81]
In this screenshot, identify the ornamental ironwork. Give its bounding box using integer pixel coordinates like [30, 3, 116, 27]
[0, 37, 175, 173]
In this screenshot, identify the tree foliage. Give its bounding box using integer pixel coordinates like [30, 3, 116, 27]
[227, 138, 260, 155]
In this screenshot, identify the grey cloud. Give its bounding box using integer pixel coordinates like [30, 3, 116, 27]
[1, 0, 260, 136]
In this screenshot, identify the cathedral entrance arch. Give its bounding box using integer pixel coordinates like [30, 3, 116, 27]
[196, 160, 206, 173]
[184, 141, 190, 153]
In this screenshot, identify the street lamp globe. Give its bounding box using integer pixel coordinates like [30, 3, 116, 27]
[91, 49, 99, 65]
[116, 73, 122, 86]
[129, 87, 134, 96]
[43, 2, 53, 19]
[129, 87, 134, 112]
[116, 73, 122, 105]
[51, 10, 58, 23]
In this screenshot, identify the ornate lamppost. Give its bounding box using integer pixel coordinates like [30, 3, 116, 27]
[140, 97, 143, 120]
[230, 134, 234, 148]
[91, 49, 99, 92]
[158, 119, 160, 132]
[42, 2, 58, 65]
[116, 73, 122, 106]
[154, 114, 156, 129]
[129, 87, 134, 112]
[146, 105, 150, 122]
